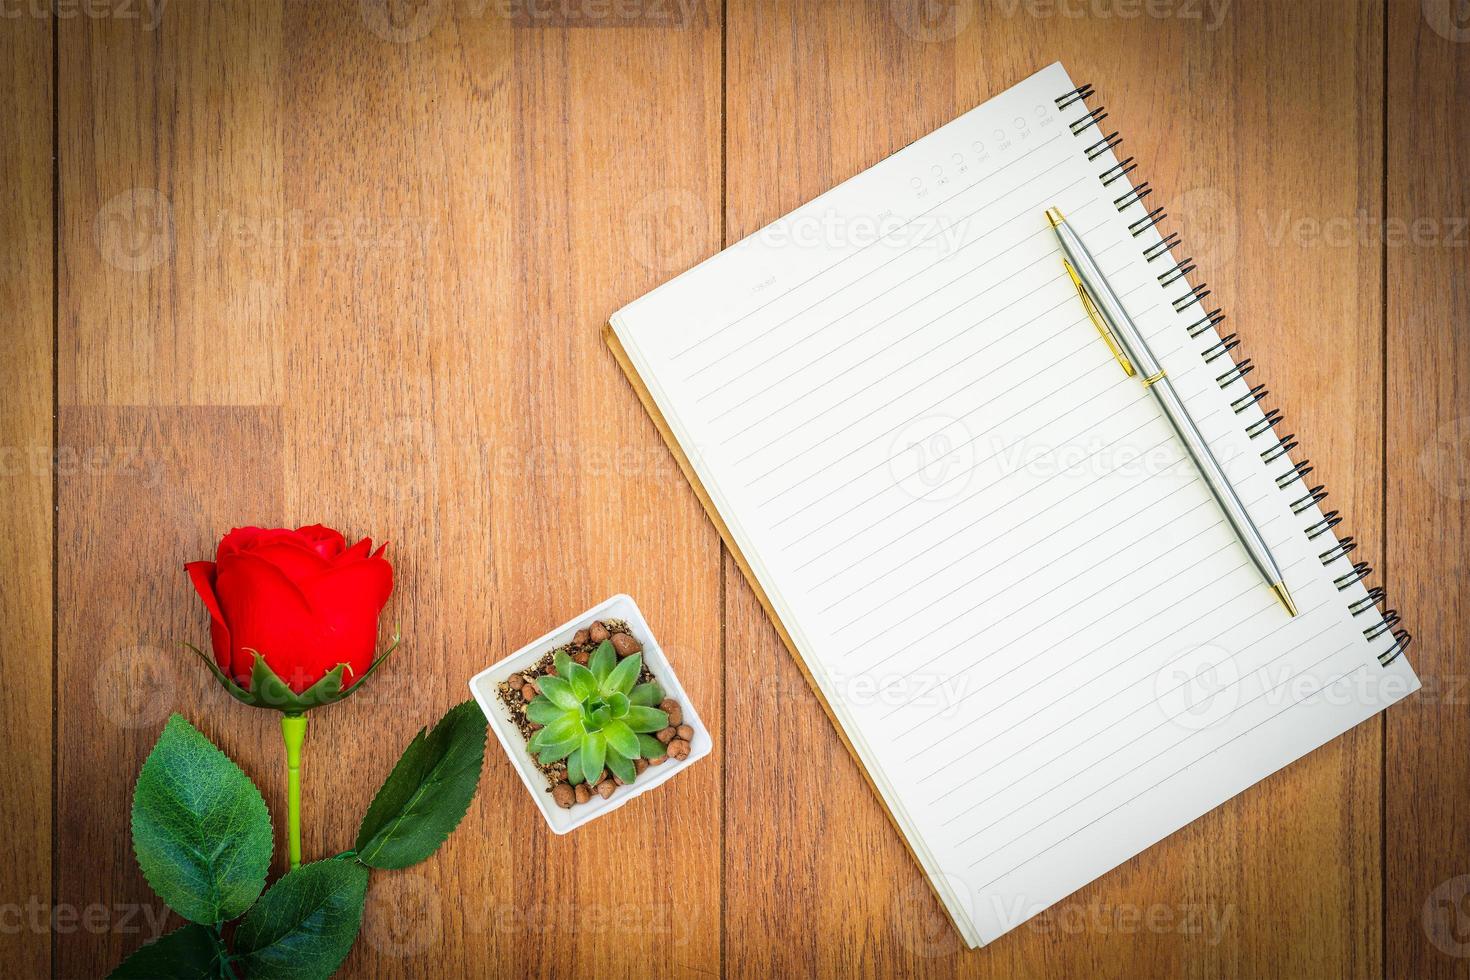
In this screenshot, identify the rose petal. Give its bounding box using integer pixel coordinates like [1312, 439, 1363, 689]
[296, 555, 394, 680]
[215, 552, 323, 692]
[294, 524, 347, 560]
[216, 526, 268, 562]
[337, 537, 373, 564]
[246, 538, 331, 581]
[184, 561, 232, 675]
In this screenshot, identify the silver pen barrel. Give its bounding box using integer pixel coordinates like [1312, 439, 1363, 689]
[1046, 207, 1296, 616]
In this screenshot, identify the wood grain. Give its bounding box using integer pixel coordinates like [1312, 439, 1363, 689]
[0, 8, 52, 978]
[10, 0, 1462, 975]
[1387, 1, 1470, 977]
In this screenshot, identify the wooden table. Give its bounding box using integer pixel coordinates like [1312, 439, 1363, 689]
[3, 1, 1466, 976]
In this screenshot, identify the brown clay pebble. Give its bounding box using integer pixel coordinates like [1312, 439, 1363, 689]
[551, 783, 575, 809]
[573, 629, 590, 646]
[655, 727, 676, 744]
[633, 757, 649, 775]
[589, 621, 610, 643]
[649, 754, 667, 766]
[508, 673, 523, 689]
[574, 784, 591, 805]
[545, 665, 557, 676]
[610, 632, 642, 656]
[676, 725, 693, 741]
[667, 739, 691, 760]
[659, 699, 683, 726]
[520, 683, 537, 701]
[612, 771, 626, 786]
[528, 722, 542, 732]
[572, 651, 589, 666]
[596, 780, 616, 800]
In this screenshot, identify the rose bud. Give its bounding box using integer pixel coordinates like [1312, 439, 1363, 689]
[185, 524, 396, 711]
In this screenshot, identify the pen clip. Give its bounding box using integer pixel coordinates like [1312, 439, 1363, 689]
[1063, 258, 1135, 377]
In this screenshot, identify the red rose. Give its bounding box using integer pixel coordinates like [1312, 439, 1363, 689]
[186, 525, 393, 693]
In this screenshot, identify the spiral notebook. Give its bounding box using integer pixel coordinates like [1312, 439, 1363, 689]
[606, 62, 1417, 947]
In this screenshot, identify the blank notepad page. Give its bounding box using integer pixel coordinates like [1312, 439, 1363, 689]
[610, 62, 1417, 947]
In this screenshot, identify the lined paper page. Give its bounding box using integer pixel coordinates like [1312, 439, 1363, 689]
[611, 62, 1418, 947]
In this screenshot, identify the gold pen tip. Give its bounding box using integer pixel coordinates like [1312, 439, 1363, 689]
[1270, 582, 1298, 618]
[1045, 206, 1064, 228]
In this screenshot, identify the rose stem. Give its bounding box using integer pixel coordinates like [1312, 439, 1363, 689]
[281, 712, 308, 870]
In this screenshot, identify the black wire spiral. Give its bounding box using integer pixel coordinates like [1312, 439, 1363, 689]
[1055, 83, 1410, 667]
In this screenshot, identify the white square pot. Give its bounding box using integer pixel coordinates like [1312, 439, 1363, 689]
[468, 593, 710, 834]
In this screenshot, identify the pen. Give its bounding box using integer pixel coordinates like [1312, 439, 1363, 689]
[1046, 206, 1298, 617]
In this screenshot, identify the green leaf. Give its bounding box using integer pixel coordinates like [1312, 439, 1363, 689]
[580, 731, 606, 787]
[131, 715, 272, 924]
[540, 714, 584, 745]
[537, 739, 579, 765]
[603, 653, 642, 697]
[234, 858, 369, 980]
[354, 701, 488, 870]
[565, 661, 598, 701]
[589, 641, 616, 683]
[524, 697, 566, 726]
[607, 692, 630, 718]
[602, 719, 639, 759]
[623, 705, 669, 734]
[566, 748, 584, 786]
[553, 650, 573, 677]
[537, 675, 581, 710]
[638, 733, 667, 759]
[590, 705, 612, 729]
[605, 749, 635, 786]
[629, 681, 663, 707]
[108, 922, 220, 979]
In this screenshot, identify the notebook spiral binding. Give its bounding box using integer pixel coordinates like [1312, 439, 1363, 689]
[1055, 83, 1410, 667]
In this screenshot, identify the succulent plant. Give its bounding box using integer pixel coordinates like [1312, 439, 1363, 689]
[525, 641, 669, 785]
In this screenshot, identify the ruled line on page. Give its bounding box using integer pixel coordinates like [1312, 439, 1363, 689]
[750, 282, 1157, 511]
[714, 227, 1110, 434]
[668, 130, 1067, 361]
[819, 429, 1181, 615]
[895, 535, 1300, 726]
[877, 523, 1238, 714]
[697, 201, 1109, 412]
[918, 573, 1266, 789]
[929, 593, 1335, 818]
[808, 407, 1164, 593]
[864, 504, 1224, 679]
[967, 659, 1368, 888]
[911, 549, 1317, 787]
[833, 466, 1200, 638]
[954, 622, 1348, 857]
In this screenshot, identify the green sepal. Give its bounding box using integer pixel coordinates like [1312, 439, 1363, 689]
[629, 681, 663, 707]
[185, 636, 400, 714]
[605, 748, 635, 786]
[623, 705, 669, 734]
[638, 733, 667, 759]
